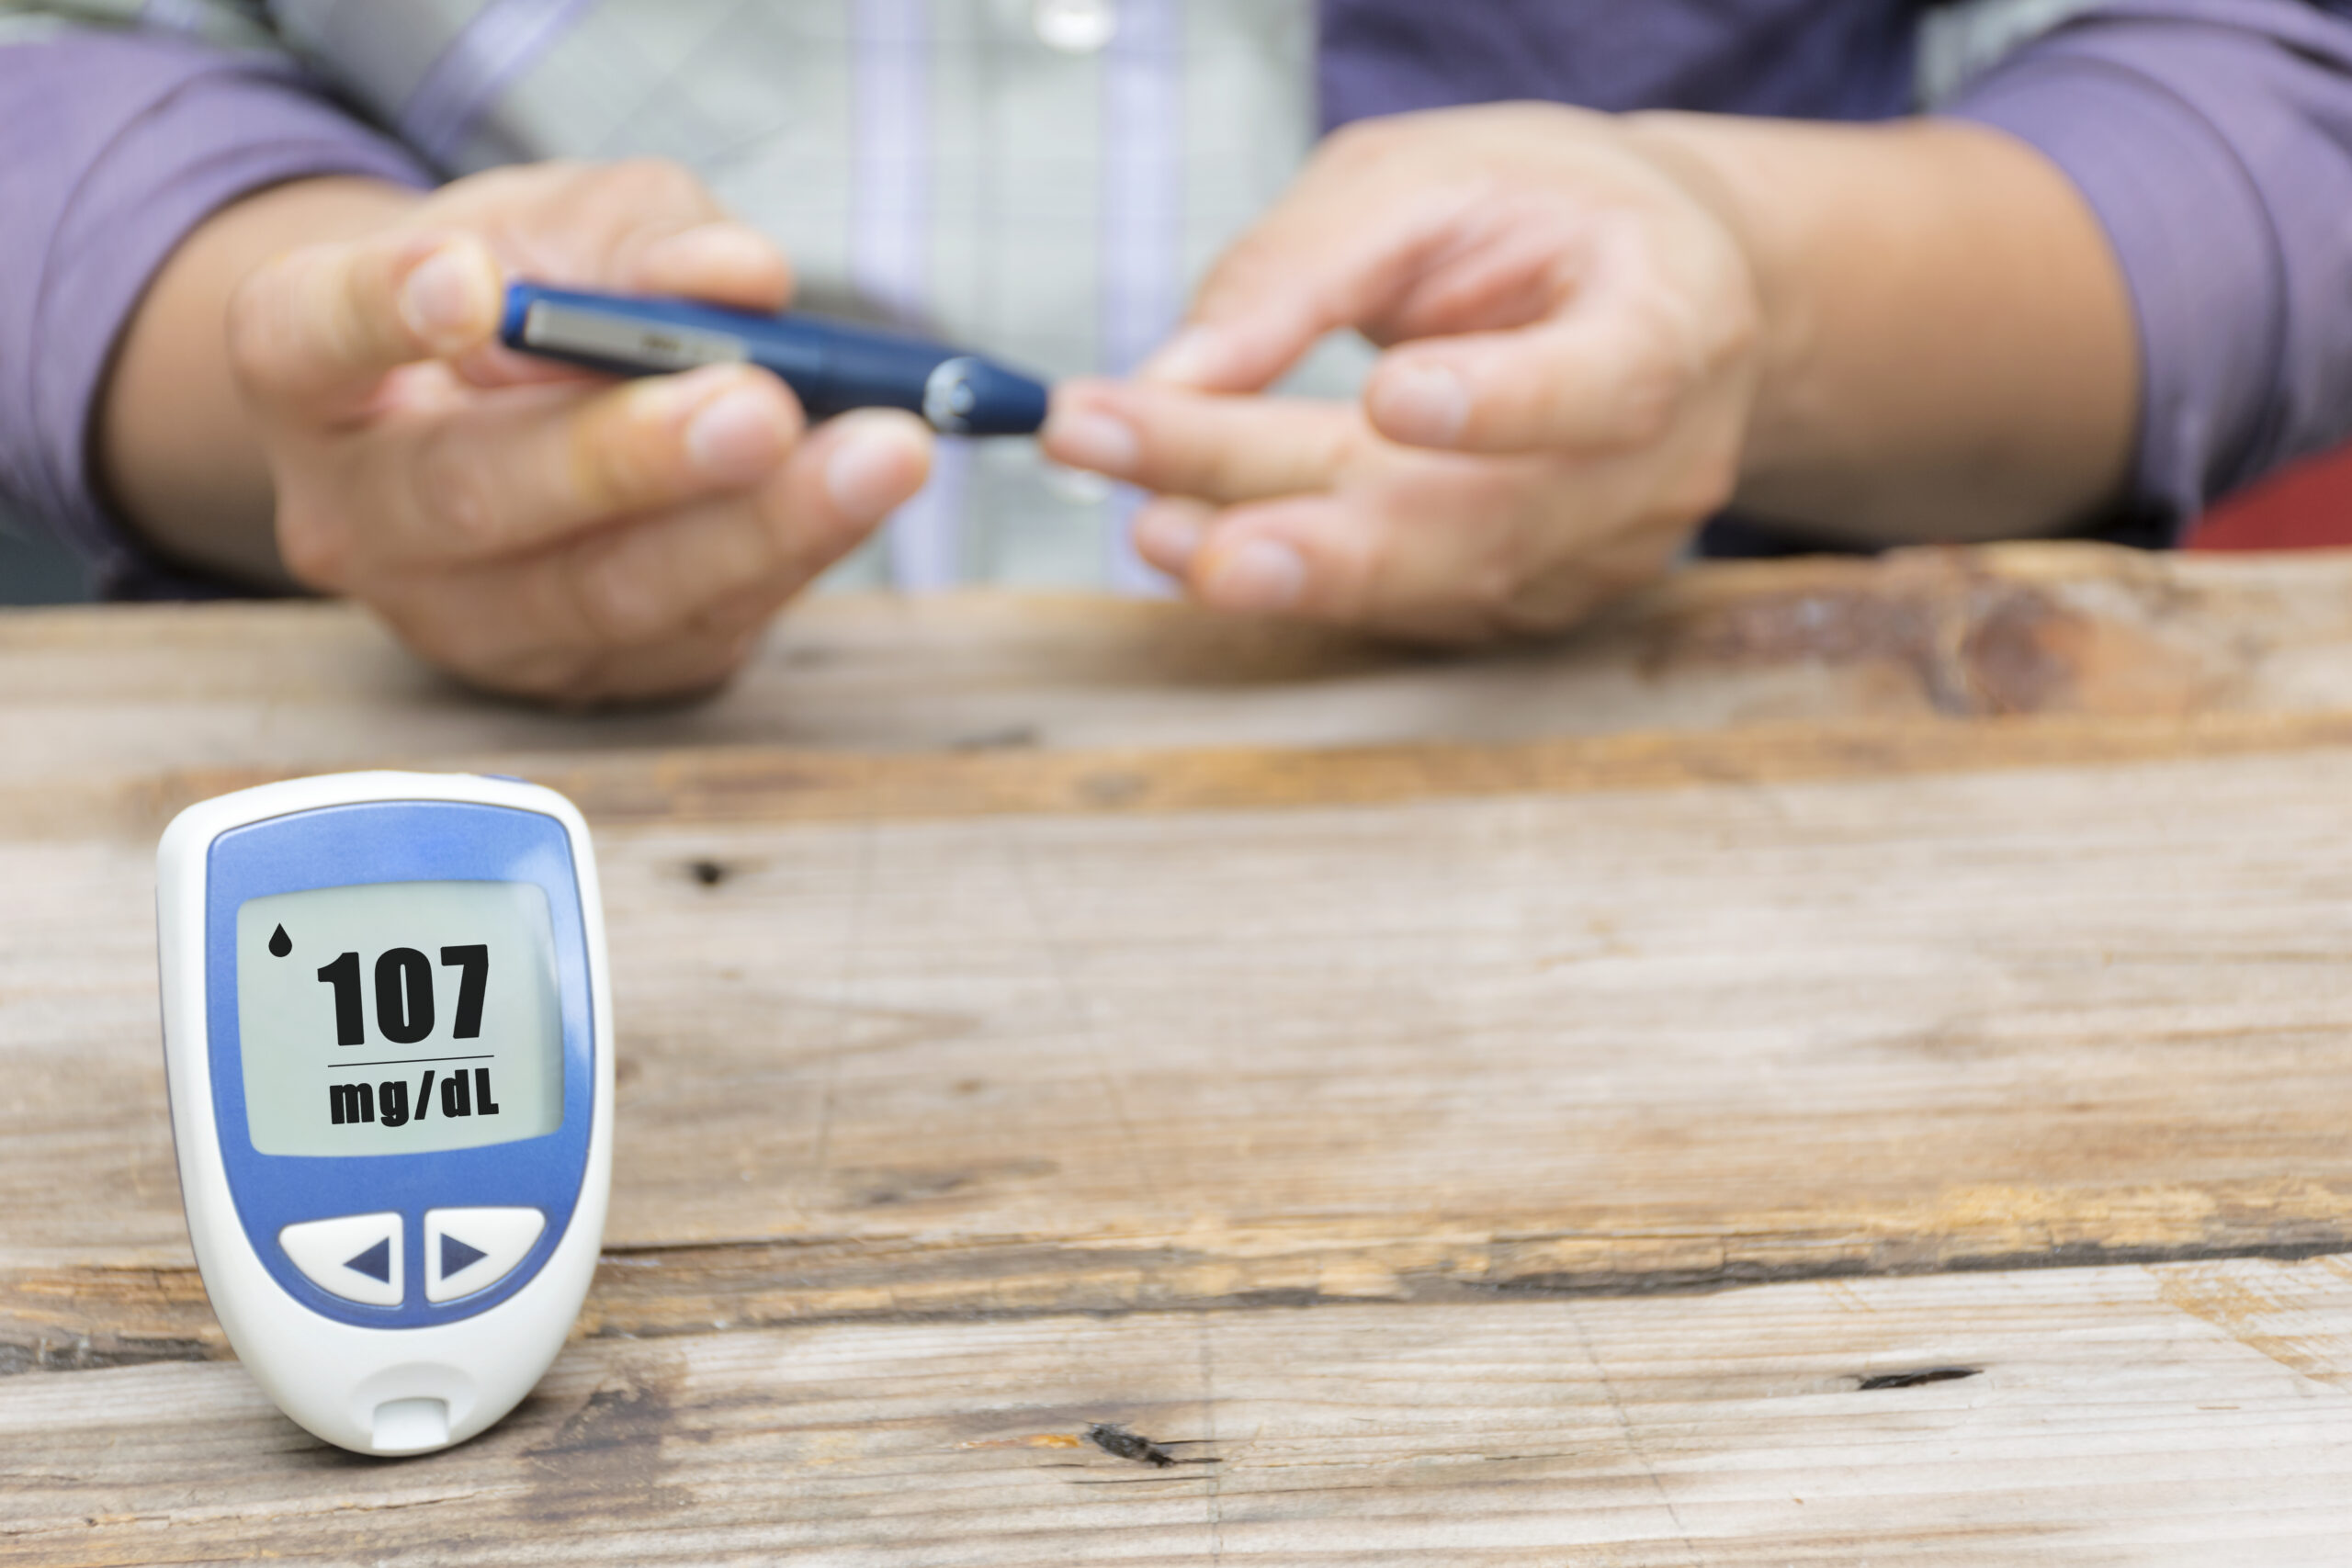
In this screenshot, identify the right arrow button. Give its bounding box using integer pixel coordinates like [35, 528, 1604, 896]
[423, 1207, 546, 1303]
[439, 1233, 487, 1278]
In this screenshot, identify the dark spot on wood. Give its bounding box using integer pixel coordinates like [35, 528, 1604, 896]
[951, 724, 1040, 752]
[953, 1077, 986, 1096]
[856, 1170, 972, 1207]
[1078, 771, 1148, 807]
[1654, 555, 2126, 718]
[688, 859, 727, 886]
[1085, 1422, 1177, 1467]
[1960, 592, 2075, 715]
[521, 1374, 693, 1520]
[1857, 1367, 1981, 1391]
[846, 1157, 1057, 1207]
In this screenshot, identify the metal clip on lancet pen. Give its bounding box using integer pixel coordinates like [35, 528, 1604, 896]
[500, 282, 1052, 436]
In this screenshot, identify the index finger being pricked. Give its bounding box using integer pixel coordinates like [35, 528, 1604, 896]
[1040, 379, 1359, 506]
[228, 230, 505, 424]
[1136, 117, 1490, 395]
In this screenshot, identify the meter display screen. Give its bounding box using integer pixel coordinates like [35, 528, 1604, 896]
[235, 880, 564, 1156]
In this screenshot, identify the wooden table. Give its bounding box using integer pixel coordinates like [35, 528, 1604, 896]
[8, 542, 2352, 1562]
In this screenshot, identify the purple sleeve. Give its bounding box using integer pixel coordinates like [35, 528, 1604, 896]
[0, 30, 430, 598]
[1944, 1, 2352, 535]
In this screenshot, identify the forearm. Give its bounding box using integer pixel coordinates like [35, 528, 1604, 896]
[97, 176, 424, 590]
[1630, 112, 2138, 544]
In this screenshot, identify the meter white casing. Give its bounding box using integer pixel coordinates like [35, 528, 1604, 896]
[156, 772, 613, 1456]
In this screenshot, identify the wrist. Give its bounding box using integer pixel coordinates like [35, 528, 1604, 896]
[1619, 111, 2137, 542]
[1617, 112, 1815, 497]
[99, 176, 424, 589]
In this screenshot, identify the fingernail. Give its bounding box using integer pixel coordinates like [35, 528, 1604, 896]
[826, 420, 928, 520]
[1372, 361, 1470, 447]
[399, 244, 495, 347]
[1134, 506, 1205, 573]
[1140, 326, 1229, 387]
[684, 385, 787, 482]
[1207, 537, 1306, 612]
[1043, 409, 1139, 476]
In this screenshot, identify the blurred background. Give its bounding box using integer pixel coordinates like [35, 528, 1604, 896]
[0, 498, 88, 605]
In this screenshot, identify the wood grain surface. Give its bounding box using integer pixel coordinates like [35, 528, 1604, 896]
[10, 1257, 2352, 1565]
[11, 675, 2352, 1359]
[6, 545, 2352, 1562]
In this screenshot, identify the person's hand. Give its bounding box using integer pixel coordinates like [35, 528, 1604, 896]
[1041, 104, 1760, 641]
[227, 160, 931, 701]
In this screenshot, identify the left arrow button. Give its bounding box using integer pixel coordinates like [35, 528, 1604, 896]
[279, 1213, 403, 1307]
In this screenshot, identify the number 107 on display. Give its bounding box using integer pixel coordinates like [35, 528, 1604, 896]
[314, 943, 504, 1131]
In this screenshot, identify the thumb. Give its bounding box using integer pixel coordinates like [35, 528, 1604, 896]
[229, 231, 504, 422]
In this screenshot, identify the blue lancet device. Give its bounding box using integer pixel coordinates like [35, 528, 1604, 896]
[155, 773, 613, 1455]
[500, 281, 1052, 435]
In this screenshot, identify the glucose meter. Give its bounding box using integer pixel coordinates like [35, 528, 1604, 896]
[155, 772, 612, 1455]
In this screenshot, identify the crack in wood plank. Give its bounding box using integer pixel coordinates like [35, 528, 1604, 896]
[10, 1225, 2351, 1376]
